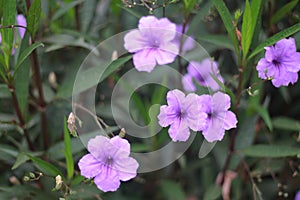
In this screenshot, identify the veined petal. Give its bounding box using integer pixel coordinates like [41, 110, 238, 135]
[169, 120, 190, 142]
[94, 166, 120, 192]
[202, 117, 225, 142]
[166, 89, 185, 108]
[154, 48, 178, 65]
[212, 92, 231, 112]
[78, 154, 102, 178]
[110, 136, 130, 157]
[87, 136, 110, 161]
[124, 29, 150, 52]
[182, 74, 196, 92]
[133, 49, 157, 72]
[158, 105, 177, 127]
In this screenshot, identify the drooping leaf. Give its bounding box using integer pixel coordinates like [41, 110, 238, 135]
[242, 145, 300, 157]
[270, 0, 299, 25]
[27, 154, 63, 176]
[64, 117, 74, 179]
[272, 117, 300, 131]
[27, 0, 41, 38]
[248, 23, 300, 59]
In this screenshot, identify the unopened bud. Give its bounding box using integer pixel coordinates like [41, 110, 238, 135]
[48, 72, 58, 88]
[9, 176, 20, 185]
[23, 176, 30, 182]
[119, 128, 126, 138]
[55, 175, 63, 190]
[29, 172, 36, 178]
[67, 112, 78, 137]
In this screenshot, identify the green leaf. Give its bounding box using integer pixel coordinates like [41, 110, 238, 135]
[27, 0, 41, 38]
[254, 105, 273, 131]
[52, 0, 85, 21]
[27, 154, 63, 176]
[1, 0, 16, 52]
[160, 180, 185, 200]
[12, 152, 30, 170]
[272, 117, 300, 131]
[248, 23, 300, 59]
[0, 0, 3, 19]
[242, 145, 300, 157]
[184, 0, 197, 14]
[204, 185, 222, 200]
[198, 34, 234, 50]
[64, 117, 74, 179]
[241, 0, 253, 58]
[14, 42, 44, 76]
[80, 0, 96, 33]
[0, 84, 10, 98]
[212, 0, 238, 51]
[270, 0, 299, 25]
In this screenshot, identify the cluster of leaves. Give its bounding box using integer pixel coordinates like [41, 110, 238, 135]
[0, 0, 299, 199]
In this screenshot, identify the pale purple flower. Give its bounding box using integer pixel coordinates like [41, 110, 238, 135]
[124, 16, 179, 72]
[173, 24, 195, 53]
[78, 135, 139, 192]
[182, 59, 224, 92]
[256, 37, 300, 87]
[198, 92, 237, 142]
[295, 191, 300, 200]
[157, 89, 207, 142]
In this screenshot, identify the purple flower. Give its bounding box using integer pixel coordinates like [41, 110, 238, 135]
[256, 37, 300, 87]
[78, 135, 139, 192]
[295, 191, 300, 200]
[173, 24, 195, 53]
[182, 59, 224, 92]
[124, 16, 179, 72]
[157, 89, 207, 142]
[198, 92, 237, 142]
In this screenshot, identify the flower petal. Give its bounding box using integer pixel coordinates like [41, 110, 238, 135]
[155, 47, 178, 65]
[169, 120, 190, 142]
[114, 157, 139, 181]
[87, 135, 110, 161]
[124, 29, 149, 53]
[202, 117, 225, 142]
[78, 154, 102, 178]
[110, 136, 130, 156]
[133, 49, 157, 72]
[182, 74, 196, 92]
[212, 92, 231, 112]
[158, 105, 177, 127]
[223, 111, 238, 130]
[17, 14, 26, 38]
[94, 166, 120, 192]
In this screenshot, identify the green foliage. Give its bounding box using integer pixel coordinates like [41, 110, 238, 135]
[160, 180, 186, 200]
[248, 23, 300, 59]
[63, 117, 74, 180]
[26, 154, 63, 176]
[242, 145, 300, 157]
[27, 0, 41, 38]
[270, 0, 299, 25]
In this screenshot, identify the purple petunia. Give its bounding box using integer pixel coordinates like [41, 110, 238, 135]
[124, 16, 179, 72]
[198, 92, 237, 142]
[256, 37, 300, 87]
[157, 89, 207, 142]
[78, 135, 139, 192]
[182, 59, 224, 92]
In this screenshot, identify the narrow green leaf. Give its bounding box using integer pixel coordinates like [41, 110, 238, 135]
[198, 34, 234, 50]
[1, 0, 16, 51]
[0, 84, 10, 98]
[52, 0, 85, 21]
[14, 32, 32, 115]
[248, 23, 300, 59]
[241, 0, 252, 58]
[64, 117, 74, 179]
[12, 153, 30, 170]
[270, 0, 299, 25]
[272, 117, 300, 131]
[27, 154, 63, 176]
[212, 0, 238, 51]
[254, 105, 273, 131]
[0, 0, 3, 19]
[80, 0, 96, 33]
[27, 0, 41, 38]
[14, 42, 44, 76]
[242, 145, 300, 158]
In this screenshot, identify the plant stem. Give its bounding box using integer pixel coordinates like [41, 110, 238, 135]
[30, 42, 49, 150]
[8, 82, 35, 151]
[177, 17, 188, 76]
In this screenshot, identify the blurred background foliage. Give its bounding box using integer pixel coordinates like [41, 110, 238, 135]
[0, 0, 300, 199]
